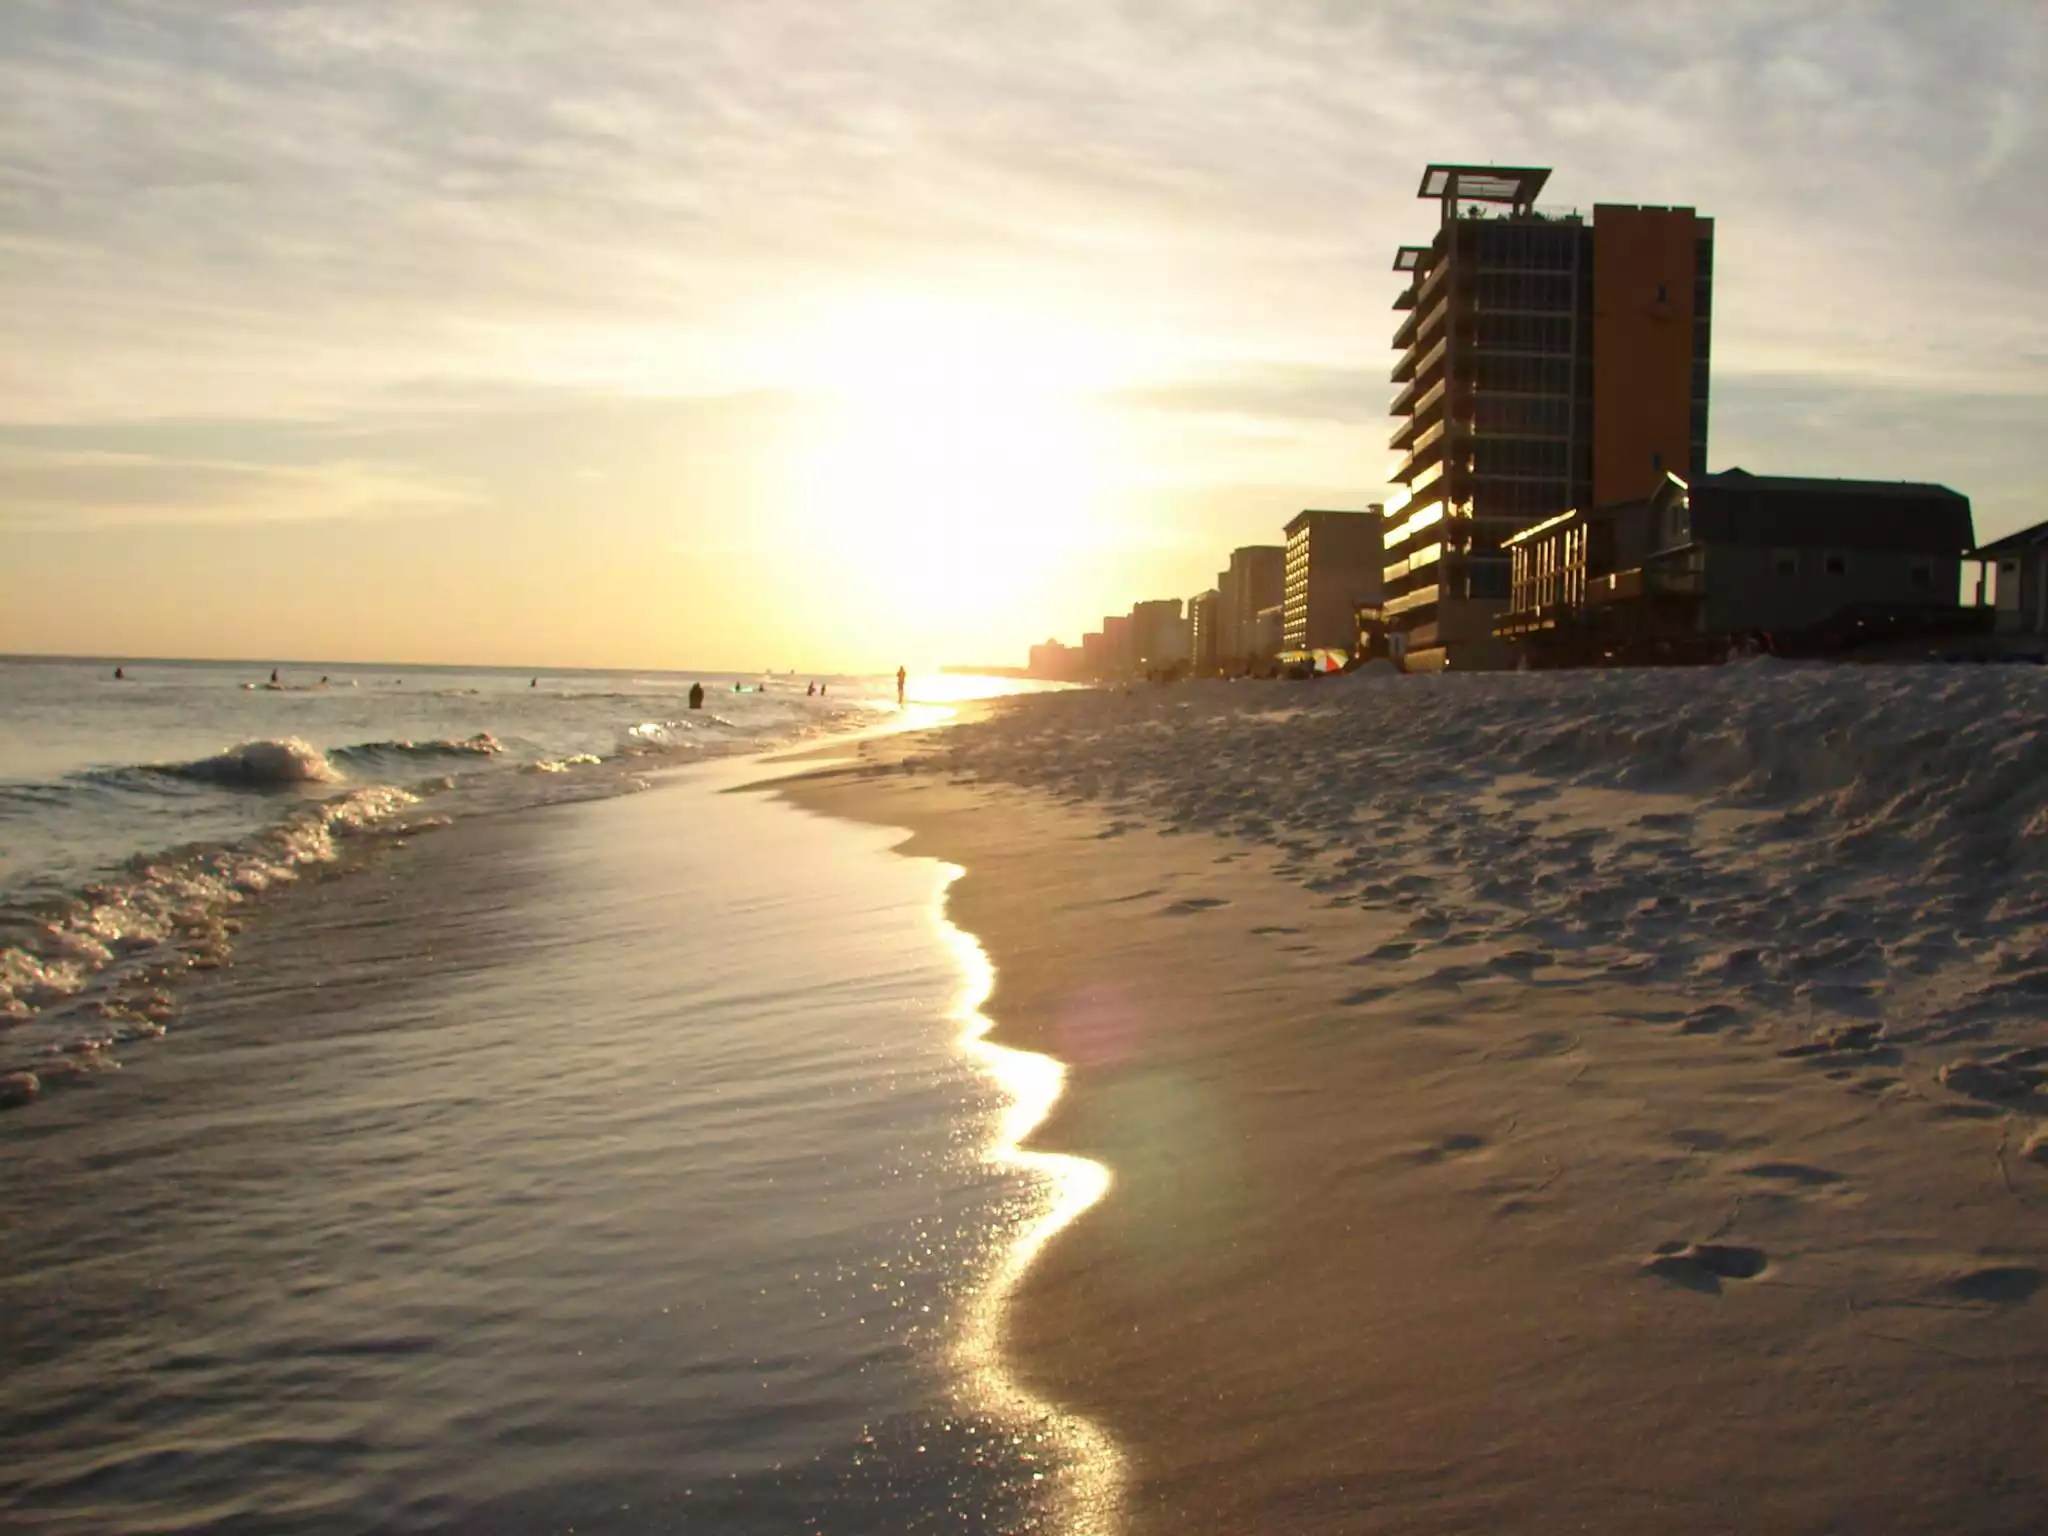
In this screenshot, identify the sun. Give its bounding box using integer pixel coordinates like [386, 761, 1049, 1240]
[794, 300, 1109, 626]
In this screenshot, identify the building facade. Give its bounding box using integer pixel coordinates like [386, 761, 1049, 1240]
[1101, 614, 1133, 679]
[1977, 521, 2048, 635]
[1187, 588, 1220, 674]
[1129, 598, 1187, 673]
[1282, 507, 1384, 654]
[1497, 470, 1974, 661]
[1383, 164, 1713, 668]
[1216, 544, 1284, 669]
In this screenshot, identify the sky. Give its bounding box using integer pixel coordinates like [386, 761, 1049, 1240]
[2, 0, 2043, 671]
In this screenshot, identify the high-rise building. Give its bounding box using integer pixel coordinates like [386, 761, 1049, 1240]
[1282, 507, 1384, 653]
[1216, 544, 1285, 668]
[1130, 598, 1187, 672]
[1102, 614, 1133, 678]
[1382, 164, 1713, 668]
[1187, 588, 1220, 674]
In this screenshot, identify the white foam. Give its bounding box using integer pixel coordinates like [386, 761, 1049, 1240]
[0, 783, 420, 1047]
[163, 737, 342, 787]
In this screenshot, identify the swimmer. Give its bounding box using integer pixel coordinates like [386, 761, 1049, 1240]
[688, 682, 705, 710]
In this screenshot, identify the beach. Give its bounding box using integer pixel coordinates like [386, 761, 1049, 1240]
[780, 666, 2048, 1534]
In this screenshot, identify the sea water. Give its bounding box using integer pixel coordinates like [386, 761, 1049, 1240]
[0, 656, 1094, 1533]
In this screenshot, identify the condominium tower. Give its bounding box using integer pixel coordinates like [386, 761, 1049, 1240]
[1282, 508, 1384, 653]
[1383, 164, 1713, 667]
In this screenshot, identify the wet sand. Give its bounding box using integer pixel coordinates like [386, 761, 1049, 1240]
[778, 731, 2048, 1535]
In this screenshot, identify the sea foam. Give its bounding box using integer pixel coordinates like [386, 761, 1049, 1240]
[160, 737, 342, 787]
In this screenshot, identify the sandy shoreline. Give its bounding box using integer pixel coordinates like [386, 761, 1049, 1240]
[776, 699, 2048, 1535]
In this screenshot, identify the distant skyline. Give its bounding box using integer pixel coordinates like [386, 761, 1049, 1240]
[4, 1, 2043, 670]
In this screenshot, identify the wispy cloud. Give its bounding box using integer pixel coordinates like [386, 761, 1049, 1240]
[0, 445, 478, 529]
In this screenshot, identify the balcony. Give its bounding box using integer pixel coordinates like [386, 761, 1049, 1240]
[1414, 255, 1451, 310]
[1389, 377, 1420, 417]
[1414, 333, 1450, 387]
[1389, 415, 1419, 453]
[1393, 285, 1419, 312]
[1383, 586, 1442, 619]
[1392, 331, 1449, 388]
[1392, 306, 1421, 352]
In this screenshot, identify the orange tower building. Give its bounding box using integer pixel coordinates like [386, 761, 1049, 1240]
[1381, 165, 1712, 668]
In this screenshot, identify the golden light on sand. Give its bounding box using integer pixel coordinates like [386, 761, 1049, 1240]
[933, 863, 1124, 1536]
[797, 301, 1108, 625]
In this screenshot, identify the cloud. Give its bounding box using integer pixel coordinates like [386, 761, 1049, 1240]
[1111, 365, 1378, 425]
[0, 445, 478, 530]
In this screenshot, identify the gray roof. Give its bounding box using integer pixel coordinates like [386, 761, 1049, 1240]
[1691, 470, 1974, 554]
[1973, 518, 2048, 559]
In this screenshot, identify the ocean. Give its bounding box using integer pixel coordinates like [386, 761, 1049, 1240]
[0, 656, 1103, 1533]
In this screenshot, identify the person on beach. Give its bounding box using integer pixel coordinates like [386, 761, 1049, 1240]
[688, 682, 705, 710]
[896, 667, 907, 707]
[269, 668, 279, 685]
[113, 666, 124, 680]
[807, 681, 816, 697]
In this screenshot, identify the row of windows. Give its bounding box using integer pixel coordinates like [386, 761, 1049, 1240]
[1774, 550, 1935, 584]
[1469, 478, 1581, 518]
[1470, 271, 1579, 314]
[1473, 437, 1572, 477]
[1469, 313, 1579, 354]
[1459, 223, 1587, 268]
[1465, 354, 1585, 395]
[1474, 395, 1574, 436]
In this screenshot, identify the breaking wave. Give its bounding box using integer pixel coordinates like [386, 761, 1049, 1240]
[0, 783, 426, 1089]
[156, 738, 342, 788]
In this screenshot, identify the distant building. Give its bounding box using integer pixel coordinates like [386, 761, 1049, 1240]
[1027, 639, 1081, 680]
[1496, 470, 1975, 662]
[1217, 545, 1284, 669]
[1248, 604, 1284, 665]
[1079, 629, 1107, 679]
[1102, 614, 1133, 678]
[1976, 520, 2048, 635]
[1130, 598, 1187, 673]
[1187, 589, 1220, 674]
[1282, 508, 1384, 654]
[1384, 164, 1714, 668]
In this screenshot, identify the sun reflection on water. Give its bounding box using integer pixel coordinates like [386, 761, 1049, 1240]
[934, 862, 1124, 1536]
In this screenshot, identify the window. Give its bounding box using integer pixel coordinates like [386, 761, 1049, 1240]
[1824, 552, 1848, 577]
[1774, 549, 1800, 578]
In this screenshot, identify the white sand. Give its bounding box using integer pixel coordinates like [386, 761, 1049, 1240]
[782, 665, 2048, 1534]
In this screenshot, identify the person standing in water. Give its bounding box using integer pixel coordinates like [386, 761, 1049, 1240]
[688, 682, 705, 710]
[896, 667, 906, 707]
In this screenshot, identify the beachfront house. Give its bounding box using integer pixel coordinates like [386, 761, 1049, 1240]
[1975, 519, 2048, 636]
[1496, 469, 1976, 663]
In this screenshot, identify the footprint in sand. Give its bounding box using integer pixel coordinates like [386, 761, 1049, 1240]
[1161, 897, 1229, 916]
[1642, 1242, 1769, 1293]
[1737, 1161, 1847, 1189]
[1336, 985, 1395, 1008]
[1402, 1132, 1487, 1167]
[1940, 1266, 2045, 1305]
